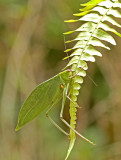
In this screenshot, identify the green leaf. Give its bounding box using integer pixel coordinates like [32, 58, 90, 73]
[73, 11, 90, 16]
[93, 29, 116, 45]
[102, 15, 121, 28]
[98, 0, 114, 8]
[70, 47, 102, 57]
[89, 38, 110, 50]
[73, 82, 81, 90]
[81, 53, 95, 62]
[75, 31, 91, 41]
[73, 89, 79, 96]
[98, 23, 121, 37]
[64, 48, 72, 52]
[69, 52, 95, 62]
[65, 136, 76, 160]
[92, 6, 108, 15]
[84, 46, 102, 56]
[113, 1, 121, 8]
[75, 68, 86, 77]
[66, 58, 88, 70]
[80, 5, 96, 11]
[71, 95, 77, 102]
[75, 22, 96, 32]
[75, 26, 116, 46]
[73, 38, 110, 50]
[63, 31, 75, 35]
[108, 9, 121, 18]
[73, 75, 83, 84]
[79, 13, 102, 23]
[64, 19, 78, 23]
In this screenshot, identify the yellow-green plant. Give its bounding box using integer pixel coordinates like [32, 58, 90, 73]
[16, 0, 121, 159]
[64, 0, 121, 159]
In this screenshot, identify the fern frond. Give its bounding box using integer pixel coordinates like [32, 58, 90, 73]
[64, 0, 121, 159]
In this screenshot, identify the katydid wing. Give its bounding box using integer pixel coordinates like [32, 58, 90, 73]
[15, 70, 71, 131]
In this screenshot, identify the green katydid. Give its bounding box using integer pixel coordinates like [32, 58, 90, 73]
[15, 70, 71, 131]
[15, 70, 95, 145]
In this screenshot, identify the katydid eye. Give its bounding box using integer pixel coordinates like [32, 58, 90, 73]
[60, 84, 64, 89]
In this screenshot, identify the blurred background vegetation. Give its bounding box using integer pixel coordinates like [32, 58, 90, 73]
[0, 0, 121, 159]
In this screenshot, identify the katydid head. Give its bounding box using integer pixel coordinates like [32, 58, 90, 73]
[59, 70, 72, 83]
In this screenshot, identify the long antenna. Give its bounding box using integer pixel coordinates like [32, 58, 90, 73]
[63, 34, 70, 65]
[87, 74, 98, 87]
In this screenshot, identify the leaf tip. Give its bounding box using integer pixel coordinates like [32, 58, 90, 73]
[15, 124, 21, 132]
[65, 138, 76, 160]
[64, 19, 78, 23]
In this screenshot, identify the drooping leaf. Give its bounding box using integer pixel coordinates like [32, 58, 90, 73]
[64, 1, 121, 158]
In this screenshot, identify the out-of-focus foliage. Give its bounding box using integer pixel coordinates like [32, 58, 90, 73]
[0, 0, 121, 160]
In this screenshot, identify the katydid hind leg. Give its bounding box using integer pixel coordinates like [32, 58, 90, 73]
[60, 89, 96, 145]
[46, 99, 69, 136]
[66, 94, 80, 108]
